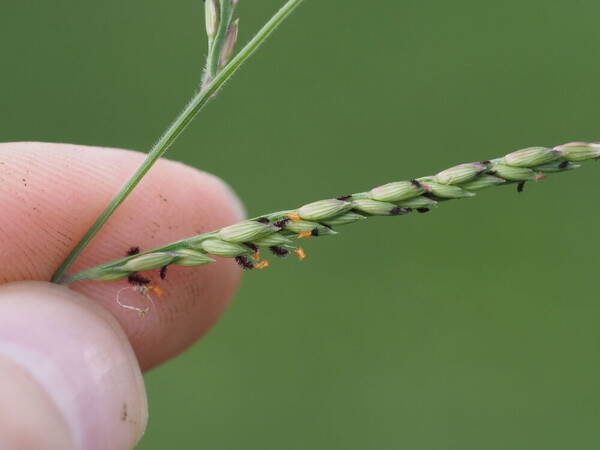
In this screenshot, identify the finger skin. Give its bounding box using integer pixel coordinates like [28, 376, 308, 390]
[0, 142, 244, 370]
[0, 356, 76, 450]
[0, 281, 147, 450]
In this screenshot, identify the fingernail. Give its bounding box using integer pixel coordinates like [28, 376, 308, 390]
[0, 282, 148, 450]
[0, 354, 77, 449]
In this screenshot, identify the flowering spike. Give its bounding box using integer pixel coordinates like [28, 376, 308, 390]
[66, 140, 600, 285]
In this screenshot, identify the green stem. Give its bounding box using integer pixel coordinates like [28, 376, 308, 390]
[50, 0, 305, 283]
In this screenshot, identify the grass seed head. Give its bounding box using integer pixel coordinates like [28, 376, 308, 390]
[67, 140, 600, 285]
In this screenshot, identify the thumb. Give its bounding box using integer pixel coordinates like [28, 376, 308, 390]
[0, 282, 147, 450]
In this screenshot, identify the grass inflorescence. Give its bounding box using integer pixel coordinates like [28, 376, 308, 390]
[63, 142, 599, 285]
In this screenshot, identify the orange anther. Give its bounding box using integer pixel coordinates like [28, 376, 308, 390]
[533, 173, 546, 182]
[255, 261, 270, 269]
[293, 248, 307, 261]
[252, 250, 261, 261]
[150, 285, 164, 297]
[287, 212, 301, 221]
[297, 231, 312, 239]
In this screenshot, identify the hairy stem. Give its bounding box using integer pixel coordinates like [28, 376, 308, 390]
[50, 0, 305, 283]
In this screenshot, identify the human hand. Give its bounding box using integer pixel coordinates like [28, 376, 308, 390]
[0, 142, 245, 449]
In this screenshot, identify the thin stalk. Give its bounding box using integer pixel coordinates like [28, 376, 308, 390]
[51, 0, 305, 283]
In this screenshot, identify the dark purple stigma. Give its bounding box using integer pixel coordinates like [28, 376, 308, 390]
[159, 265, 168, 280]
[234, 255, 254, 270]
[269, 246, 289, 257]
[390, 207, 410, 216]
[128, 273, 151, 286]
[274, 217, 291, 229]
[243, 242, 259, 252]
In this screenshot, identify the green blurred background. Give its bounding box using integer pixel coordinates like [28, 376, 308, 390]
[3, 1, 600, 448]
